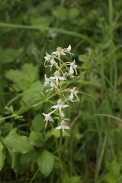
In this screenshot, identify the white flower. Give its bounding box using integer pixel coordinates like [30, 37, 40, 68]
[52, 47, 66, 56]
[49, 78, 56, 89]
[44, 74, 50, 86]
[65, 45, 73, 55]
[60, 111, 65, 118]
[44, 53, 56, 67]
[44, 74, 56, 91]
[43, 113, 54, 128]
[50, 70, 65, 85]
[68, 87, 79, 101]
[50, 58, 56, 67]
[55, 121, 70, 134]
[44, 52, 52, 61]
[52, 45, 73, 57]
[67, 45, 71, 52]
[48, 30, 57, 39]
[69, 60, 77, 75]
[51, 99, 68, 114]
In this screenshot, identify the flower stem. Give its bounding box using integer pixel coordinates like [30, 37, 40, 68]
[59, 129, 63, 183]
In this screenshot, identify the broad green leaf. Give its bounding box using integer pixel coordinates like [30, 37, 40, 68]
[8, 150, 20, 173]
[105, 172, 117, 183]
[0, 47, 23, 64]
[68, 8, 80, 19]
[62, 172, 81, 183]
[29, 131, 41, 145]
[20, 150, 38, 164]
[32, 114, 44, 132]
[0, 142, 6, 171]
[3, 129, 33, 154]
[69, 176, 81, 183]
[37, 150, 54, 177]
[52, 6, 68, 21]
[46, 128, 70, 141]
[104, 161, 121, 183]
[29, 131, 45, 147]
[21, 81, 44, 105]
[111, 161, 121, 176]
[31, 17, 51, 26]
[5, 63, 38, 91]
[78, 54, 89, 63]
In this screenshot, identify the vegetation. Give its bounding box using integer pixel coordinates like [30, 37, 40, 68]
[0, 0, 122, 182]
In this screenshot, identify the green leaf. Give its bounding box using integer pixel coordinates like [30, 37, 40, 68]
[69, 176, 81, 183]
[29, 131, 41, 145]
[104, 161, 121, 183]
[46, 128, 70, 141]
[111, 161, 121, 176]
[29, 129, 45, 147]
[8, 150, 20, 173]
[32, 114, 44, 132]
[31, 17, 51, 27]
[5, 63, 38, 91]
[20, 151, 38, 164]
[0, 142, 6, 171]
[3, 129, 33, 154]
[105, 172, 117, 183]
[37, 150, 54, 177]
[0, 47, 23, 64]
[68, 8, 80, 19]
[62, 172, 81, 183]
[21, 81, 44, 105]
[52, 6, 68, 21]
[29, 131, 45, 147]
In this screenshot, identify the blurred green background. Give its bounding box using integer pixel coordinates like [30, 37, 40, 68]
[0, 0, 122, 183]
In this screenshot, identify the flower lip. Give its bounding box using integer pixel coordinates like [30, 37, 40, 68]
[68, 87, 79, 101]
[52, 47, 66, 56]
[69, 60, 77, 75]
[55, 121, 70, 133]
[51, 99, 69, 114]
[43, 113, 54, 128]
[50, 71, 66, 85]
[51, 45, 73, 57]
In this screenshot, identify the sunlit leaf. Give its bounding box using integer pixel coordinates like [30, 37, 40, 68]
[3, 129, 33, 154]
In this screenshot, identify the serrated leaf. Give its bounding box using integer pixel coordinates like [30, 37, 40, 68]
[5, 63, 38, 91]
[0, 142, 6, 171]
[3, 129, 33, 154]
[37, 150, 54, 177]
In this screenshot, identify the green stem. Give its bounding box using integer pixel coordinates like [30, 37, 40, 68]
[59, 129, 63, 183]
